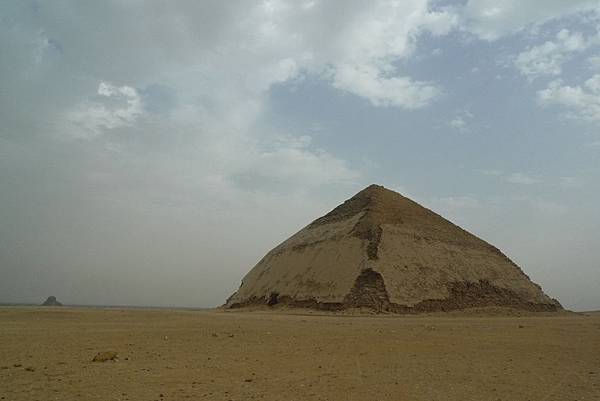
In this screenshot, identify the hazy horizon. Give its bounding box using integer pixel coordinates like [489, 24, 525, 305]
[1, 1, 599, 311]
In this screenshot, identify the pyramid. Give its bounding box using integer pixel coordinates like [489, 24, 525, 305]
[41, 296, 63, 306]
[225, 185, 561, 313]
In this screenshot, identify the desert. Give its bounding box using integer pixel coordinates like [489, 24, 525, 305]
[3, 2, 600, 401]
[1, 306, 599, 401]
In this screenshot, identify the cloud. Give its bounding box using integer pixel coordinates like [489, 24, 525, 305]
[558, 176, 584, 188]
[481, 170, 585, 189]
[429, 195, 481, 210]
[538, 75, 600, 124]
[449, 116, 467, 130]
[311, 1, 459, 108]
[514, 29, 594, 79]
[0, 0, 468, 212]
[479, 169, 503, 177]
[67, 82, 144, 138]
[310, 1, 457, 108]
[331, 65, 440, 108]
[447, 110, 474, 133]
[524, 197, 569, 214]
[588, 55, 600, 70]
[505, 173, 541, 185]
[4, 1, 457, 193]
[461, 0, 600, 40]
[231, 134, 359, 191]
[0, 1, 460, 147]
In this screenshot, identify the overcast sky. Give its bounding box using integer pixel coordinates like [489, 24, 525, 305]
[1, 0, 599, 310]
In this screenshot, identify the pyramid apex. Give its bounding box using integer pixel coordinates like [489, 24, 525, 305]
[351, 184, 410, 208]
[359, 183, 388, 193]
[364, 183, 385, 190]
[355, 184, 404, 199]
[353, 184, 401, 200]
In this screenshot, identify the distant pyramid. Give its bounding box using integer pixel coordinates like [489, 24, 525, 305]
[225, 184, 561, 313]
[41, 296, 63, 306]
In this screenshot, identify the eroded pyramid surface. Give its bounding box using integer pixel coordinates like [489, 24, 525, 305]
[225, 185, 560, 312]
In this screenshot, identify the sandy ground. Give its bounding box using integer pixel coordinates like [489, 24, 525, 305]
[1, 307, 599, 401]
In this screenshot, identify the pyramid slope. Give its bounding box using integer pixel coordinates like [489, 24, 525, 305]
[225, 185, 560, 312]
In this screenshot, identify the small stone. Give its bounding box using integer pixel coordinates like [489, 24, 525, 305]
[92, 351, 118, 362]
[244, 378, 253, 382]
[25, 367, 35, 372]
[13, 364, 22, 368]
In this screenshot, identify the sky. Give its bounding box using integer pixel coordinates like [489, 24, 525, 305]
[1, 0, 599, 311]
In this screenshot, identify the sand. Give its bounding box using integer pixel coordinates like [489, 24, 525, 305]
[1, 307, 599, 401]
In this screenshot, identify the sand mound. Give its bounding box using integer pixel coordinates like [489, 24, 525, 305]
[225, 184, 561, 313]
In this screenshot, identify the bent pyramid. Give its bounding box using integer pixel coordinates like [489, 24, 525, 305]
[225, 185, 560, 313]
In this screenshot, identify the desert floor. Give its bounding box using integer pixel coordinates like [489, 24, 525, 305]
[0, 307, 599, 401]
